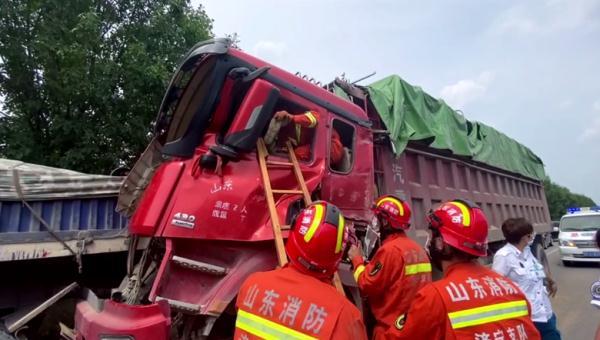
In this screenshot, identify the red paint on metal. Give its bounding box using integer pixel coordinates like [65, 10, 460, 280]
[130, 162, 185, 235]
[75, 299, 171, 340]
[228, 48, 368, 122]
[151, 239, 278, 316]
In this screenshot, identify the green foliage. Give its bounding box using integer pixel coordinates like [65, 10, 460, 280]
[543, 178, 597, 220]
[0, 0, 212, 173]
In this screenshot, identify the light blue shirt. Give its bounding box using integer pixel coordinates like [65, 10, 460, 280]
[492, 243, 554, 322]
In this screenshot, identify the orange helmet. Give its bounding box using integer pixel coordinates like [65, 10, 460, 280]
[427, 200, 488, 257]
[286, 201, 347, 279]
[373, 195, 411, 230]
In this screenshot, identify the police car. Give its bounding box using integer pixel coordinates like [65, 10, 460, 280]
[558, 206, 600, 266]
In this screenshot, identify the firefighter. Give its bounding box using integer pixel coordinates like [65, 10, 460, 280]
[234, 201, 367, 340]
[273, 110, 344, 167]
[348, 195, 432, 339]
[385, 200, 541, 340]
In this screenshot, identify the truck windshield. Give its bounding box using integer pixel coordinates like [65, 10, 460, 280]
[559, 215, 600, 231]
[156, 55, 216, 145]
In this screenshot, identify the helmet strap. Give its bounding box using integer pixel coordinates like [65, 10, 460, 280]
[296, 256, 327, 276]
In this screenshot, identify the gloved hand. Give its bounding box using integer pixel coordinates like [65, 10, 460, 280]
[348, 244, 364, 261]
[274, 110, 291, 121]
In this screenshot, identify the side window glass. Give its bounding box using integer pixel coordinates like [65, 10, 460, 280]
[330, 119, 355, 173]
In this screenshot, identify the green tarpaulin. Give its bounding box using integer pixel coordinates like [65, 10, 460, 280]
[363, 75, 545, 180]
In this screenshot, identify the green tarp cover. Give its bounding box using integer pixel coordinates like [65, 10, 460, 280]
[365, 75, 545, 180]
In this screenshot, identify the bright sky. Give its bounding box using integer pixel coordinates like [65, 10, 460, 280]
[195, 0, 600, 203]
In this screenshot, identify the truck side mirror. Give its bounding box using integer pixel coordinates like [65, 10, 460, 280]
[210, 79, 280, 159]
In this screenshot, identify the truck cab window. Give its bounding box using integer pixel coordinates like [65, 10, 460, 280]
[158, 56, 217, 144]
[264, 99, 317, 162]
[330, 119, 355, 173]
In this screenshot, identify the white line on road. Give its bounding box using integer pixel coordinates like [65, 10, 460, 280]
[546, 247, 559, 256]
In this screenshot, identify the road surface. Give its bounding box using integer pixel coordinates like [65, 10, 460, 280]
[546, 246, 600, 340]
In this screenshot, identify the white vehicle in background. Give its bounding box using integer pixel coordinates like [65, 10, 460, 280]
[558, 207, 600, 266]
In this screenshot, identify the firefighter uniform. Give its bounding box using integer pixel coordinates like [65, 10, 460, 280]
[351, 232, 432, 339]
[235, 266, 367, 340]
[385, 261, 541, 340]
[287, 110, 343, 166]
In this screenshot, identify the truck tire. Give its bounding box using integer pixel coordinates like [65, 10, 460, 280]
[562, 260, 573, 267]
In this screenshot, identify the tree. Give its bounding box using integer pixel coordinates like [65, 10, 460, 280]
[0, 0, 213, 174]
[543, 178, 597, 220]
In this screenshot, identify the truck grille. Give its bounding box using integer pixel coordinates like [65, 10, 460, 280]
[574, 240, 598, 248]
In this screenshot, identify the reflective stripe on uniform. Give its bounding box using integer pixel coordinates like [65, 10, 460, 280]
[404, 262, 432, 275]
[305, 111, 318, 128]
[303, 204, 324, 243]
[353, 264, 366, 281]
[236, 309, 317, 340]
[335, 214, 345, 254]
[294, 112, 317, 144]
[448, 300, 529, 329]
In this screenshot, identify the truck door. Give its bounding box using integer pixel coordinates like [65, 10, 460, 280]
[320, 116, 374, 221]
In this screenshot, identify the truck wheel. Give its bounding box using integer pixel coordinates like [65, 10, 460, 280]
[562, 260, 573, 267]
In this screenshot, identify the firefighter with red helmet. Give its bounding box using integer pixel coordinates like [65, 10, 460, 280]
[234, 201, 367, 340]
[348, 195, 432, 339]
[385, 200, 541, 340]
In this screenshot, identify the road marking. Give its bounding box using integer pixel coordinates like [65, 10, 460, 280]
[546, 247, 559, 256]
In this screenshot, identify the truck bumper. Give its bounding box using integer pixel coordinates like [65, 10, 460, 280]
[74, 290, 171, 340]
[559, 246, 600, 262]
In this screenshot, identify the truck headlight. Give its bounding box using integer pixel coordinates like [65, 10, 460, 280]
[560, 240, 576, 247]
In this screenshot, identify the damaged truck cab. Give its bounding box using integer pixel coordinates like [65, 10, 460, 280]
[74, 38, 553, 339]
[75, 38, 375, 339]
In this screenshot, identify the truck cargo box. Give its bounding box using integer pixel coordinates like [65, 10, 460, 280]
[0, 159, 128, 261]
[333, 75, 551, 246]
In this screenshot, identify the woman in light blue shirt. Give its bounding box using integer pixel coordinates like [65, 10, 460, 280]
[493, 217, 561, 340]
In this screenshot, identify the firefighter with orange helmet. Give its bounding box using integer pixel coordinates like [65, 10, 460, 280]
[348, 195, 432, 339]
[234, 201, 367, 340]
[385, 200, 541, 340]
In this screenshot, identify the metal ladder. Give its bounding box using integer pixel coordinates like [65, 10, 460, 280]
[256, 138, 344, 293]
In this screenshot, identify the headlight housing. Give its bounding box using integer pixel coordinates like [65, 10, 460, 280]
[560, 240, 576, 247]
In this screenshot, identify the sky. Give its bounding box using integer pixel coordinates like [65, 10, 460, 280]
[195, 0, 600, 203]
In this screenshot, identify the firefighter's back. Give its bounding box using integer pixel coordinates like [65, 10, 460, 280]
[430, 262, 540, 340]
[235, 266, 366, 340]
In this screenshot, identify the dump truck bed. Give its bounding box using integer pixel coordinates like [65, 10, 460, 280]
[375, 142, 550, 245]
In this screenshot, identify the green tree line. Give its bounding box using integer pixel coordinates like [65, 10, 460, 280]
[543, 178, 597, 220]
[0, 0, 213, 174]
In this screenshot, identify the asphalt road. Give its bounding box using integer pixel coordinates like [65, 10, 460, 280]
[546, 246, 600, 340]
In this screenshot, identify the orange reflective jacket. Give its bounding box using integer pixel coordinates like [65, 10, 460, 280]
[385, 262, 541, 340]
[234, 266, 367, 340]
[352, 232, 432, 338]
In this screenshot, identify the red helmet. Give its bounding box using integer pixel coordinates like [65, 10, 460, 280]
[286, 201, 348, 279]
[427, 200, 488, 257]
[373, 195, 411, 230]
